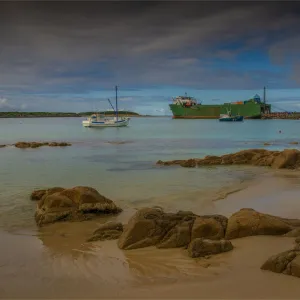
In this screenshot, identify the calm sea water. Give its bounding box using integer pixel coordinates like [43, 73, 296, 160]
[1, 117, 300, 230]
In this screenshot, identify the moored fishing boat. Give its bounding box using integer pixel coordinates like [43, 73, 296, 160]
[82, 114, 130, 127]
[219, 113, 244, 122]
[82, 86, 130, 128]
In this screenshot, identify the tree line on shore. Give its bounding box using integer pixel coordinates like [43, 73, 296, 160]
[0, 111, 140, 118]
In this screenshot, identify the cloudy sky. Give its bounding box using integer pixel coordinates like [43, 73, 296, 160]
[0, 1, 300, 114]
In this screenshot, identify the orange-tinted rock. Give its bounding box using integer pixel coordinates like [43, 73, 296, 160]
[156, 149, 300, 170]
[35, 186, 121, 226]
[225, 208, 293, 239]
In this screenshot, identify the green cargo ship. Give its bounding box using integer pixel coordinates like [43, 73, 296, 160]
[169, 87, 271, 119]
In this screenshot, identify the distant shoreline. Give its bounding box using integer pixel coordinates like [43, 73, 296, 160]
[0, 112, 170, 118]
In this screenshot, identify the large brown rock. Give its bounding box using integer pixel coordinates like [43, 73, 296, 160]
[35, 186, 121, 226]
[225, 208, 293, 239]
[188, 238, 233, 258]
[117, 208, 228, 250]
[156, 148, 300, 170]
[261, 250, 300, 278]
[87, 222, 123, 242]
[117, 208, 196, 250]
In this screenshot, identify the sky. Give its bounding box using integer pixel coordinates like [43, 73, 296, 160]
[0, 1, 300, 115]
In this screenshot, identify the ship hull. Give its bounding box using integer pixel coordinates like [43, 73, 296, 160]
[170, 102, 270, 119]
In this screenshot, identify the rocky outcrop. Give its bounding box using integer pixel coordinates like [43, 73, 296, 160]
[30, 187, 65, 201]
[34, 186, 121, 226]
[225, 208, 293, 239]
[188, 238, 233, 258]
[261, 249, 300, 278]
[15, 141, 71, 148]
[117, 208, 228, 250]
[117, 207, 300, 250]
[0, 144, 6, 148]
[157, 149, 300, 170]
[87, 222, 123, 242]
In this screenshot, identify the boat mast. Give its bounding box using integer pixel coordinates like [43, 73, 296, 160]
[263, 86, 266, 113]
[115, 85, 118, 121]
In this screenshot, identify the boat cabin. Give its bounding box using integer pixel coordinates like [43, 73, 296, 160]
[172, 94, 197, 107]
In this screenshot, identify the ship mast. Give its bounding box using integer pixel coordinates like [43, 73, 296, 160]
[115, 85, 118, 121]
[263, 86, 266, 113]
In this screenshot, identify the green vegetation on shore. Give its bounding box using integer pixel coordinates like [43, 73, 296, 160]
[0, 111, 140, 118]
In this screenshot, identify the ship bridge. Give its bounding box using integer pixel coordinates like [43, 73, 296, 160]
[172, 94, 197, 107]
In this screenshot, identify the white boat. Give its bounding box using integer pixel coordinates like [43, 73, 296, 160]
[82, 114, 130, 127]
[82, 86, 130, 128]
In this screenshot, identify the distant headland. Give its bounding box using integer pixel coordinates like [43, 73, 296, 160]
[0, 111, 166, 118]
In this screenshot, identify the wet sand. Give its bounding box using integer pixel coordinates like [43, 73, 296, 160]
[1, 170, 300, 299]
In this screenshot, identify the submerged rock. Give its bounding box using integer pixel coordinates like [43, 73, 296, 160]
[225, 208, 293, 239]
[106, 141, 132, 145]
[34, 186, 121, 226]
[157, 148, 300, 170]
[48, 142, 71, 147]
[14, 141, 71, 148]
[188, 238, 233, 258]
[15, 142, 46, 148]
[87, 222, 123, 242]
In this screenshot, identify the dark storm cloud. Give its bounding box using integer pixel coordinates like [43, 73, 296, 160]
[0, 1, 300, 102]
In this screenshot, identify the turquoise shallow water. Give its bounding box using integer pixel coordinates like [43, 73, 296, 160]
[1, 117, 300, 230]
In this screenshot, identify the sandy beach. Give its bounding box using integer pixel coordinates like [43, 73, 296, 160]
[1, 169, 300, 299]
